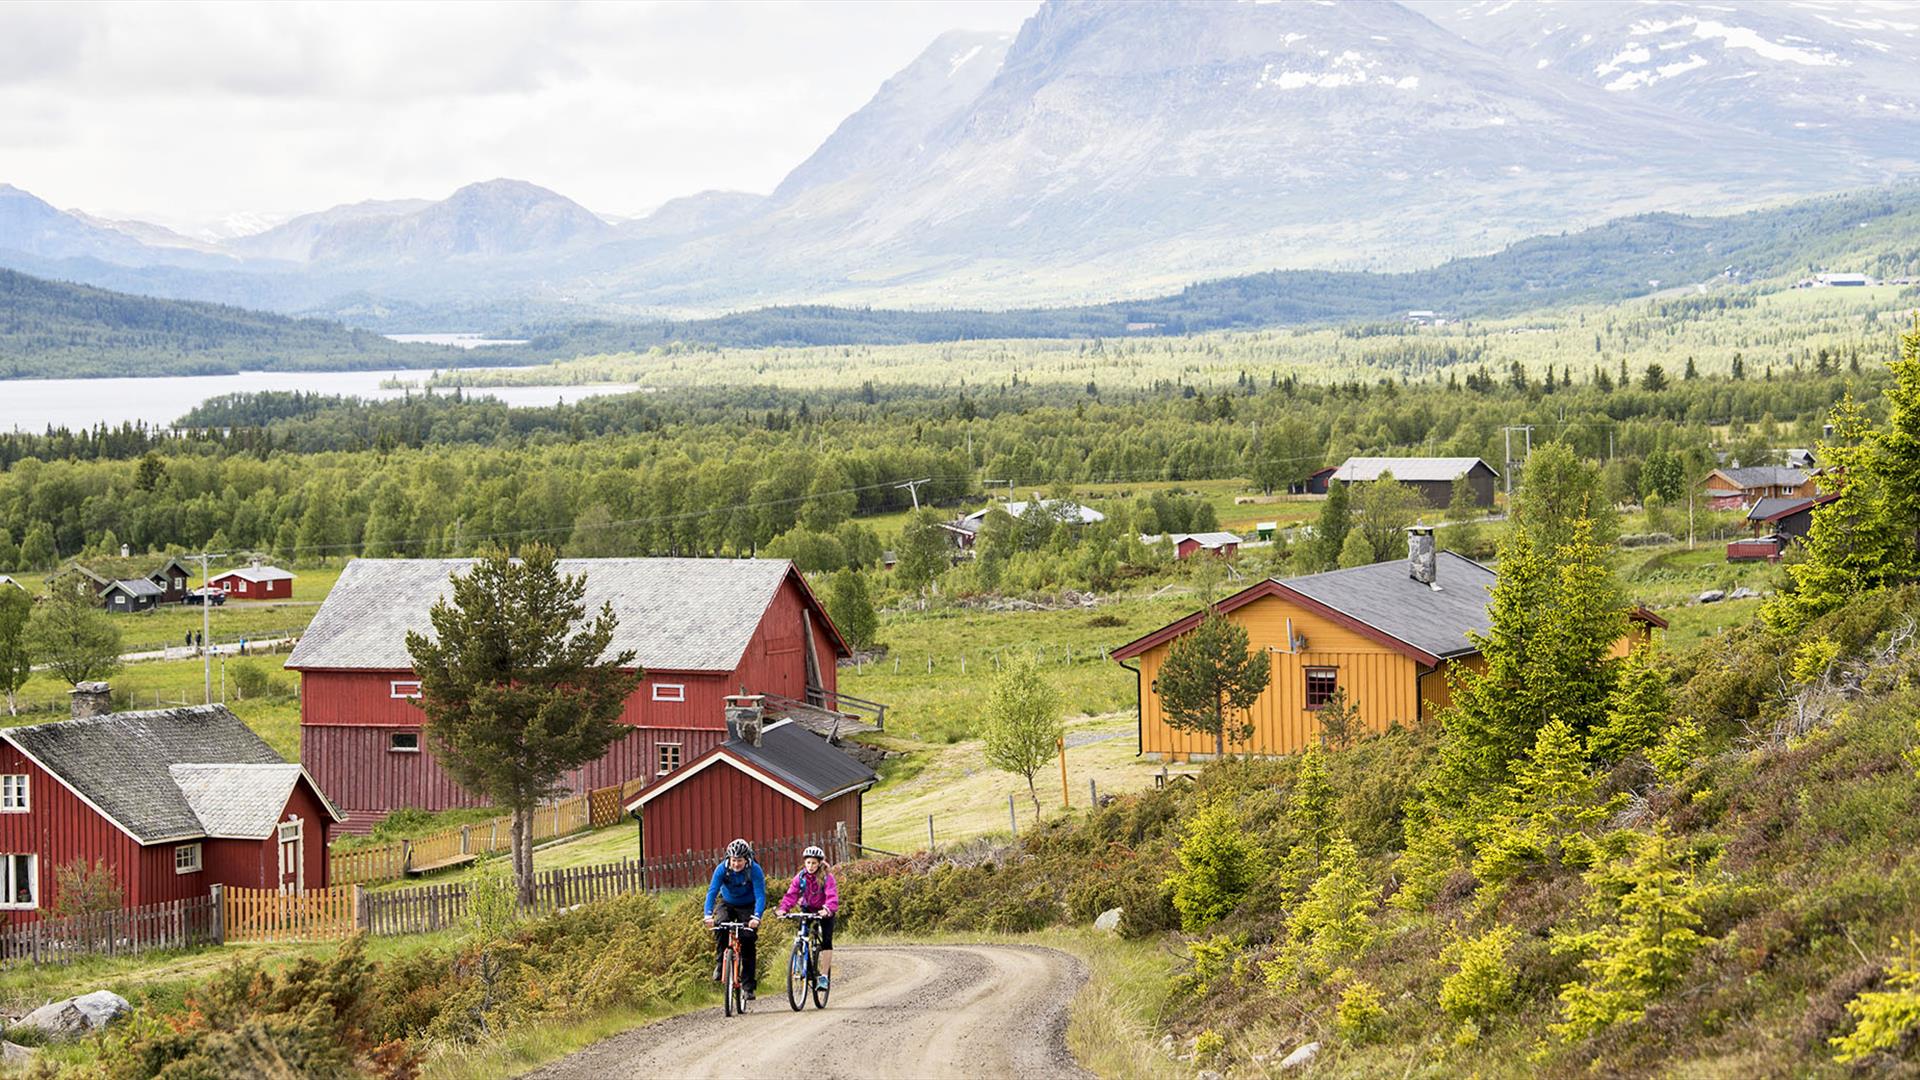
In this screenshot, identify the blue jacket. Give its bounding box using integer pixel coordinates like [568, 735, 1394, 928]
[705, 860, 767, 917]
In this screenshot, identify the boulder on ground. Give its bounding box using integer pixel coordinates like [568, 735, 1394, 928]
[12, 990, 131, 1039]
[0, 1042, 34, 1065]
[1280, 1041, 1321, 1069]
[1093, 907, 1123, 933]
[1697, 589, 1726, 604]
[1730, 586, 1760, 600]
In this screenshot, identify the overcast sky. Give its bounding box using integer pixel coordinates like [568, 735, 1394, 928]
[1, 0, 1038, 236]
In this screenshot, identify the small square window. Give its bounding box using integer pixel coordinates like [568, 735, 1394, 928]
[174, 843, 202, 874]
[0, 854, 35, 910]
[1305, 667, 1339, 709]
[390, 680, 422, 699]
[651, 683, 685, 702]
[0, 775, 27, 813]
[388, 731, 421, 753]
[657, 743, 682, 775]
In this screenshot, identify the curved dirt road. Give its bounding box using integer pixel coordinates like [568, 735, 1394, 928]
[525, 944, 1091, 1080]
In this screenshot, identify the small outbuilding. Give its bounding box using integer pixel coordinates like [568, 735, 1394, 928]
[1291, 466, 1337, 496]
[100, 578, 164, 613]
[209, 564, 296, 600]
[625, 703, 875, 863]
[1172, 532, 1243, 559]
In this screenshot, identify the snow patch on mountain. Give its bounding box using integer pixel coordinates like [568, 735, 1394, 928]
[1632, 16, 1846, 65]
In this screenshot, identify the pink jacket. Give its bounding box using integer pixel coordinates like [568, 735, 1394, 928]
[778, 867, 839, 915]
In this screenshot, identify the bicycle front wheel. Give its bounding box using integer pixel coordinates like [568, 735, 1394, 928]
[721, 947, 738, 1018]
[787, 938, 810, 1011]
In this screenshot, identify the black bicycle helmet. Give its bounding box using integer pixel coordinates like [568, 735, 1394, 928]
[727, 838, 754, 860]
[803, 845, 826, 861]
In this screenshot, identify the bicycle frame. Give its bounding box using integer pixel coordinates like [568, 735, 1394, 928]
[714, 920, 752, 1017]
[782, 911, 829, 1011]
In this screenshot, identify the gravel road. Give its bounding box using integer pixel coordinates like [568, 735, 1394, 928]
[524, 943, 1092, 1080]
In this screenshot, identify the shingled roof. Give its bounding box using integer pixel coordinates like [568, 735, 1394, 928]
[1278, 553, 1497, 661]
[1715, 466, 1809, 490]
[170, 764, 308, 839]
[286, 557, 842, 673]
[628, 719, 876, 812]
[2, 706, 341, 845]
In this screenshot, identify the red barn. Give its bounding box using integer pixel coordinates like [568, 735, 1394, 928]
[286, 558, 851, 831]
[0, 690, 340, 922]
[208, 564, 296, 600]
[625, 710, 875, 861]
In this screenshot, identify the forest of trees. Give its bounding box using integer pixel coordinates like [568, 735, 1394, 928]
[0, 359, 1880, 586]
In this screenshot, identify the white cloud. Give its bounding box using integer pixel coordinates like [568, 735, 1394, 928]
[0, 0, 1038, 230]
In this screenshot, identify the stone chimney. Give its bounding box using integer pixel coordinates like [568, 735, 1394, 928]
[1407, 526, 1437, 587]
[70, 681, 113, 720]
[725, 694, 764, 747]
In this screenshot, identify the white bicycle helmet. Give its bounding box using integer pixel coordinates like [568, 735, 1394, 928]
[726, 838, 754, 860]
[802, 845, 826, 860]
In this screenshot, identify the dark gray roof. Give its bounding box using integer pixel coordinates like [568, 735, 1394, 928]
[1276, 552, 1497, 661]
[286, 557, 805, 672]
[1333, 457, 1497, 483]
[1718, 466, 1808, 489]
[3, 706, 297, 844]
[728, 721, 876, 802]
[106, 578, 164, 598]
[1747, 496, 1813, 523]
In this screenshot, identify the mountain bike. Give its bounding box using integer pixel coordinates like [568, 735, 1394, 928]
[782, 911, 831, 1010]
[714, 921, 752, 1017]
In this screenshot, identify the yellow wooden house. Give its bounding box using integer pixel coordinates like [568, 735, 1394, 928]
[1111, 528, 1665, 761]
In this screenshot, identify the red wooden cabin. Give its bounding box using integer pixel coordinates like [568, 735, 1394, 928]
[625, 710, 875, 861]
[286, 558, 852, 831]
[0, 690, 340, 922]
[1172, 532, 1242, 560]
[208, 564, 296, 600]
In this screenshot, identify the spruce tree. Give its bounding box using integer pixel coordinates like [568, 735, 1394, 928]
[1314, 481, 1352, 570]
[1588, 641, 1670, 764]
[1157, 609, 1272, 758]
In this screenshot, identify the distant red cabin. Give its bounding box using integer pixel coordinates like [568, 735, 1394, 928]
[625, 714, 875, 862]
[208, 565, 296, 600]
[0, 697, 341, 923]
[1173, 532, 1242, 560]
[287, 558, 851, 831]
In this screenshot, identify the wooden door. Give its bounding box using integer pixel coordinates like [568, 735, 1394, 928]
[277, 819, 304, 894]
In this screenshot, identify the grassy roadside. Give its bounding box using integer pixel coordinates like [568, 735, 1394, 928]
[420, 987, 708, 1080]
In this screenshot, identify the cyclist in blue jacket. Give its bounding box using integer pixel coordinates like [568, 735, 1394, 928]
[704, 838, 767, 998]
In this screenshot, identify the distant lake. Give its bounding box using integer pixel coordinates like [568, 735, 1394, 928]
[383, 333, 530, 349]
[0, 368, 631, 433]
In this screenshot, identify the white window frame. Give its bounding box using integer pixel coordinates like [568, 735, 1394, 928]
[656, 743, 682, 775]
[0, 775, 28, 813]
[0, 854, 36, 910]
[174, 843, 202, 874]
[388, 731, 421, 753]
[651, 683, 685, 702]
[390, 680, 422, 699]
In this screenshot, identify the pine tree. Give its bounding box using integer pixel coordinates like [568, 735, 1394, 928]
[405, 546, 640, 905]
[1157, 609, 1272, 758]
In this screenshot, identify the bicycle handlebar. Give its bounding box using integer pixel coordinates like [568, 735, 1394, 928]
[779, 911, 829, 920]
[711, 920, 753, 930]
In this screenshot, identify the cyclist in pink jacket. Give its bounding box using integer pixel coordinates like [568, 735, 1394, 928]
[776, 845, 840, 990]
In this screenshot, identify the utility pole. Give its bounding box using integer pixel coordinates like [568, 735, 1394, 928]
[894, 477, 933, 511]
[1501, 425, 1534, 499]
[196, 551, 226, 704]
[982, 478, 1014, 504]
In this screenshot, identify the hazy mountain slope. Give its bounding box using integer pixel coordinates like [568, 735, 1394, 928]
[595, 0, 1876, 310]
[0, 267, 468, 378]
[770, 28, 1014, 203]
[0, 185, 218, 267]
[65, 211, 227, 255]
[305, 179, 614, 263]
[618, 191, 766, 242]
[226, 198, 433, 262]
[1412, 0, 1920, 156]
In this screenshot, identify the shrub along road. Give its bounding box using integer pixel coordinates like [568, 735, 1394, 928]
[524, 943, 1090, 1079]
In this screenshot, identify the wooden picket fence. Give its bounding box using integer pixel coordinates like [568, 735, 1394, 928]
[0, 894, 221, 968]
[359, 834, 836, 936]
[223, 885, 358, 944]
[329, 777, 649, 887]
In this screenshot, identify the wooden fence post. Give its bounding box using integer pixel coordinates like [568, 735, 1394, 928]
[833, 821, 849, 865]
[401, 839, 413, 876]
[1009, 793, 1018, 837]
[209, 884, 225, 945]
[926, 814, 935, 852]
[353, 884, 367, 931]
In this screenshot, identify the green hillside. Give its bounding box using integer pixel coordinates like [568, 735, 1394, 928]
[0, 269, 483, 379]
